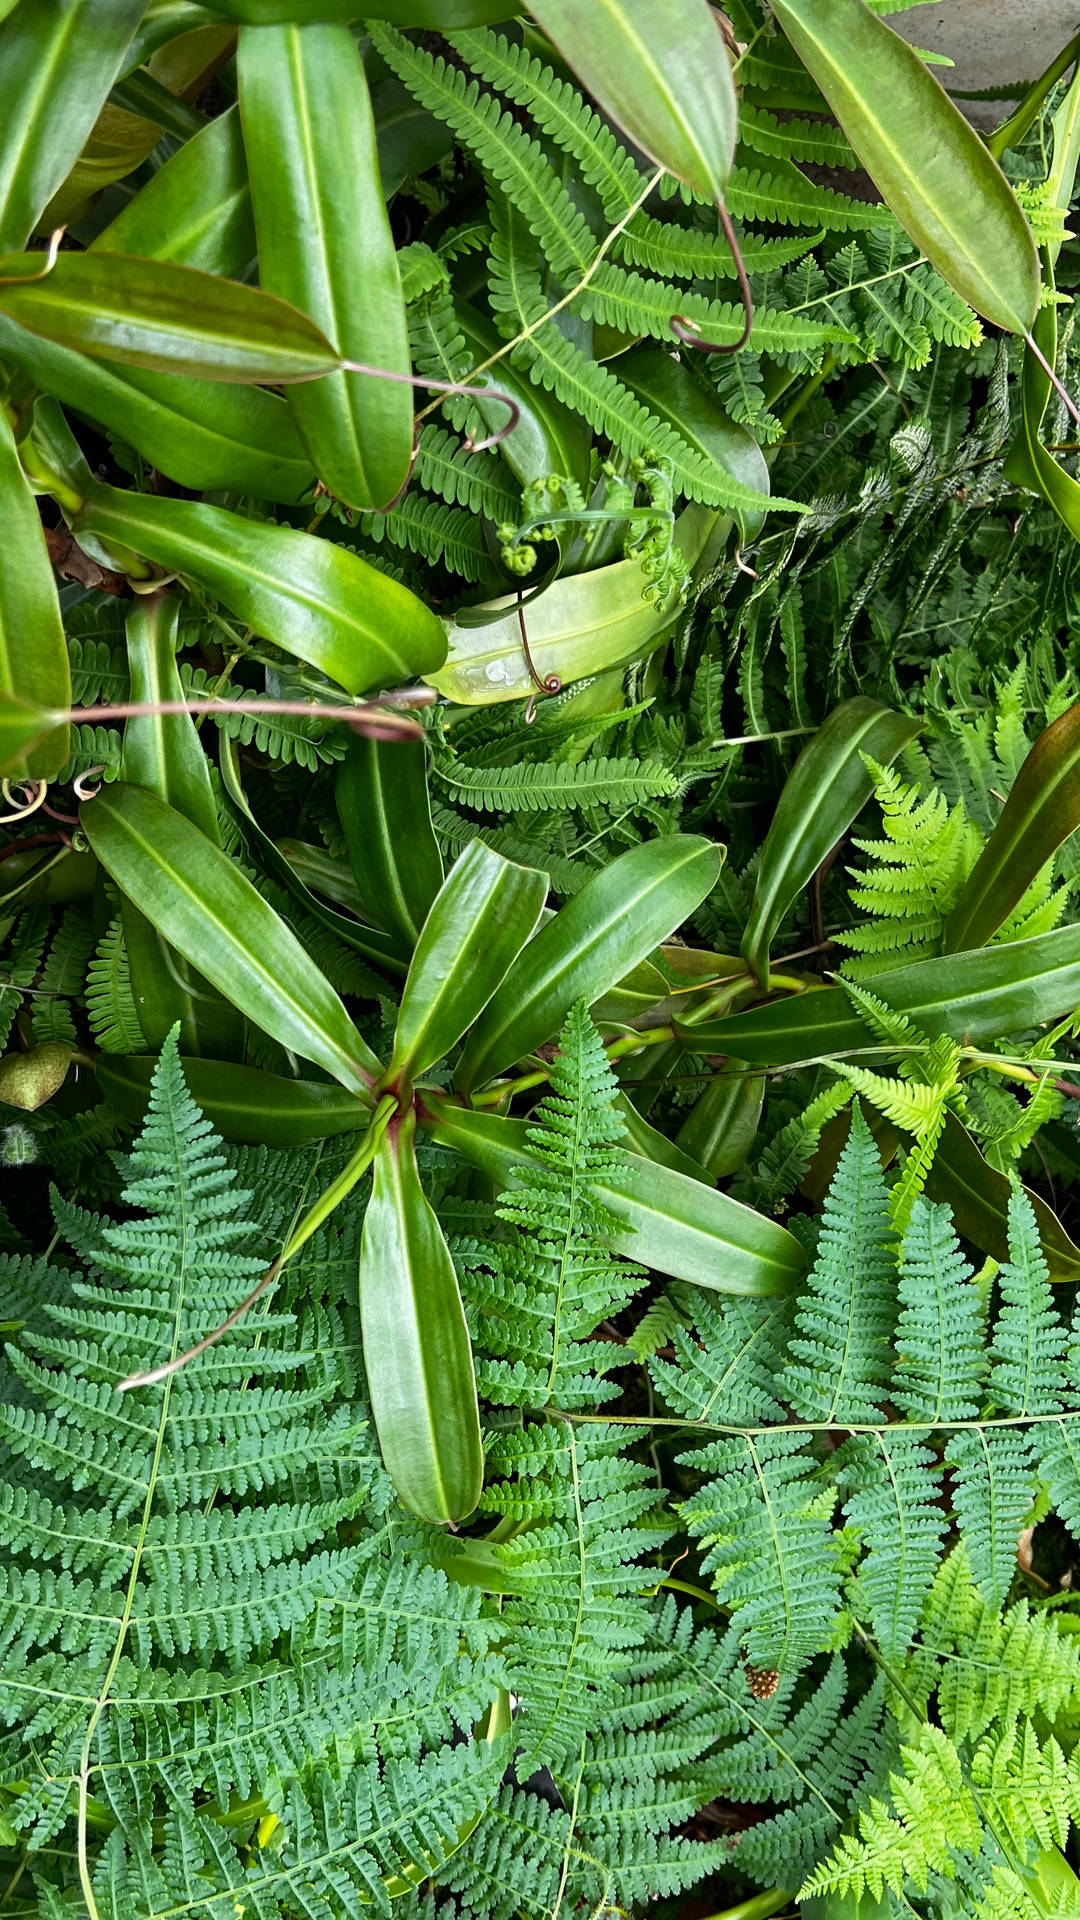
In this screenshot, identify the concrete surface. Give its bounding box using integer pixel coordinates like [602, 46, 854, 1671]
[890, 1, 1080, 122]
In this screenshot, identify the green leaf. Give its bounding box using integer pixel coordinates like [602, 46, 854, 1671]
[924, 1112, 1080, 1284]
[767, 0, 1040, 336]
[456, 836, 721, 1092]
[741, 697, 920, 988]
[0, 0, 147, 252]
[526, 0, 736, 203]
[0, 313, 315, 503]
[335, 735, 444, 953]
[0, 250, 341, 383]
[95, 1052, 373, 1146]
[119, 594, 245, 1061]
[945, 700, 1080, 951]
[617, 345, 770, 544]
[80, 782, 382, 1096]
[683, 925, 1080, 1065]
[390, 840, 548, 1082]
[73, 483, 447, 695]
[238, 21, 414, 511]
[360, 1106, 483, 1523]
[428, 555, 685, 706]
[0, 405, 69, 779]
[0, 692, 66, 781]
[92, 104, 255, 278]
[675, 1066, 764, 1179]
[424, 1098, 806, 1295]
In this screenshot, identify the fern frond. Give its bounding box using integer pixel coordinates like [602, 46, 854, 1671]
[650, 1289, 792, 1425]
[434, 753, 680, 814]
[780, 1103, 896, 1423]
[29, 910, 94, 1047]
[359, 489, 499, 586]
[894, 1197, 985, 1421]
[838, 758, 981, 975]
[679, 1429, 843, 1676]
[945, 1429, 1036, 1611]
[616, 214, 819, 282]
[0, 905, 51, 1051]
[839, 1431, 947, 1659]
[726, 161, 890, 231]
[911, 1548, 1080, 1742]
[414, 423, 519, 521]
[988, 1186, 1069, 1415]
[85, 917, 144, 1056]
[738, 102, 859, 169]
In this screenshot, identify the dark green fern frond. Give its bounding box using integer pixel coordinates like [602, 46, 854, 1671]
[456, 1003, 647, 1408]
[780, 1103, 896, 1423]
[988, 1185, 1069, 1416]
[360, 489, 499, 587]
[650, 1287, 792, 1425]
[433, 753, 680, 815]
[894, 1196, 986, 1421]
[945, 1429, 1037, 1612]
[414, 423, 519, 521]
[838, 1431, 948, 1660]
[85, 916, 143, 1056]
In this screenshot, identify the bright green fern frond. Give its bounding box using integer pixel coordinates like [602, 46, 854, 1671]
[838, 1431, 947, 1659]
[945, 1429, 1037, 1612]
[894, 1197, 985, 1421]
[911, 1548, 1080, 1743]
[988, 1186, 1069, 1416]
[838, 758, 981, 976]
[359, 489, 499, 587]
[738, 102, 858, 169]
[780, 1103, 896, 1423]
[679, 1429, 842, 1676]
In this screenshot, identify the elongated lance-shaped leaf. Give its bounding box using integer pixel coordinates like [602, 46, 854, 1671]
[683, 923, 1080, 1065]
[120, 595, 245, 1060]
[73, 483, 446, 694]
[81, 783, 382, 1097]
[0, 0, 147, 253]
[456, 837, 721, 1094]
[390, 840, 548, 1084]
[768, 0, 1040, 336]
[238, 22, 414, 510]
[336, 734, 444, 954]
[0, 249, 345, 384]
[423, 1099, 806, 1296]
[96, 1052, 374, 1148]
[360, 1106, 484, 1523]
[92, 105, 255, 278]
[945, 701, 1080, 952]
[0, 405, 69, 779]
[526, 0, 736, 203]
[741, 696, 920, 988]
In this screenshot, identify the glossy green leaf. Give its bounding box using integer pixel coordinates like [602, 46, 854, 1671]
[218, 736, 406, 985]
[675, 1066, 764, 1179]
[615, 1094, 712, 1185]
[741, 697, 921, 988]
[93, 105, 254, 277]
[0, 249, 344, 384]
[526, 0, 736, 203]
[391, 840, 548, 1082]
[456, 836, 721, 1093]
[0, 0, 147, 252]
[0, 318, 314, 503]
[423, 1098, 805, 1295]
[617, 346, 770, 543]
[73, 483, 447, 694]
[122, 3, 231, 73]
[239, 22, 413, 511]
[81, 782, 382, 1096]
[945, 701, 1080, 951]
[335, 735, 443, 952]
[0, 406, 69, 780]
[120, 595, 245, 1061]
[429, 556, 685, 706]
[926, 1112, 1080, 1282]
[684, 925, 1080, 1066]
[96, 1053, 373, 1146]
[0, 692, 66, 782]
[360, 1107, 484, 1523]
[767, 0, 1040, 336]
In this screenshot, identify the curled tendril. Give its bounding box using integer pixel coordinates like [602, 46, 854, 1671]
[0, 779, 48, 824]
[336, 359, 520, 459]
[518, 593, 561, 725]
[670, 199, 753, 355]
[72, 767, 106, 802]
